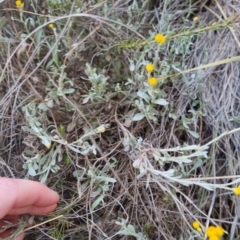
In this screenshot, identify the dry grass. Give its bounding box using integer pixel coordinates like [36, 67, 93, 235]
[1, 0, 240, 239]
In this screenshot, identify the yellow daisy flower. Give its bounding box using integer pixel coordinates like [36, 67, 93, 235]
[154, 33, 166, 44]
[16, 0, 24, 8]
[48, 23, 54, 29]
[233, 185, 240, 195]
[192, 221, 201, 232]
[145, 63, 154, 73]
[97, 126, 106, 133]
[215, 226, 224, 237]
[193, 16, 199, 21]
[206, 226, 217, 237]
[148, 77, 157, 87]
[209, 236, 219, 240]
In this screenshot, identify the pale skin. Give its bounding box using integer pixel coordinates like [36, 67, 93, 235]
[0, 178, 60, 239]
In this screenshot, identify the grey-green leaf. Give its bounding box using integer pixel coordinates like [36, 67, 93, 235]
[152, 98, 168, 106]
[91, 195, 104, 210]
[132, 113, 145, 121]
[137, 91, 150, 103]
[0, 17, 6, 30]
[28, 165, 37, 176]
[38, 103, 48, 111]
[62, 88, 75, 94]
[187, 130, 199, 138]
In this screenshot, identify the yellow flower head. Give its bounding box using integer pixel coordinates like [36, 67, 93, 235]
[16, 0, 24, 8]
[154, 34, 166, 44]
[145, 63, 154, 73]
[206, 225, 224, 239]
[215, 226, 224, 237]
[193, 16, 199, 21]
[97, 126, 106, 133]
[192, 221, 201, 231]
[148, 77, 157, 87]
[209, 236, 219, 240]
[206, 226, 217, 237]
[48, 23, 54, 29]
[233, 185, 240, 195]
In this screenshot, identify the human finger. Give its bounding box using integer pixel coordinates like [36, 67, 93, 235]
[0, 215, 20, 226]
[0, 178, 59, 219]
[7, 204, 58, 216]
[0, 228, 13, 238]
[0, 216, 19, 238]
[15, 233, 25, 240]
[0, 231, 25, 240]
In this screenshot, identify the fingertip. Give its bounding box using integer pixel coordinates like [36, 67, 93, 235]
[51, 190, 60, 203]
[0, 177, 60, 216]
[44, 189, 60, 207]
[15, 233, 25, 240]
[33, 183, 60, 207]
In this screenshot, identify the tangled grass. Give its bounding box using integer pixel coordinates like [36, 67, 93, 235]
[1, 0, 240, 239]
